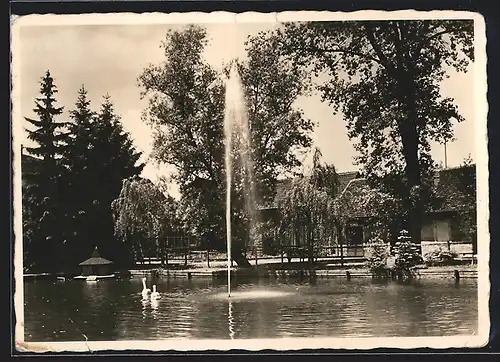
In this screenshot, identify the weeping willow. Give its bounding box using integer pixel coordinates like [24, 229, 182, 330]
[277, 178, 337, 263]
[111, 177, 177, 264]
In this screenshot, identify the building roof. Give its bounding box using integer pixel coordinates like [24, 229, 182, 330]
[337, 171, 361, 194]
[260, 171, 362, 210]
[432, 165, 476, 212]
[79, 247, 113, 266]
[335, 177, 375, 219]
[336, 165, 476, 219]
[261, 165, 476, 218]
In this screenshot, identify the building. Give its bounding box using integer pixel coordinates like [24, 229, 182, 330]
[260, 165, 476, 258]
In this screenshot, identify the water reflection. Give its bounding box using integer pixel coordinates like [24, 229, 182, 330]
[141, 299, 148, 319]
[228, 301, 235, 340]
[24, 277, 478, 341]
[151, 299, 160, 317]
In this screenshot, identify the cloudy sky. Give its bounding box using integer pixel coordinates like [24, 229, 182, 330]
[14, 20, 476, 198]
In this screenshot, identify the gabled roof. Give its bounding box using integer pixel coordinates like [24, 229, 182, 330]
[432, 165, 476, 212]
[79, 247, 113, 266]
[337, 171, 361, 194]
[261, 165, 476, 218]
[260, 171, 361, 210]
[336, 165, 477, 219]
[335, 177, 375, 219]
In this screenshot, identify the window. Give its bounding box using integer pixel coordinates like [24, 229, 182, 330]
[346, 226, 363, 245]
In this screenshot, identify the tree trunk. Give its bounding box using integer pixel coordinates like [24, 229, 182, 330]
[398, 71, 423, 246]
[336, 221, 345, 266]
[308, 223, 314, 265]
[231, 249, 252, 268]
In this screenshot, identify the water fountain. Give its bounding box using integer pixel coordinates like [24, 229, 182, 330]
[223, 61, 258, 298]
[222, 62, 294, 301]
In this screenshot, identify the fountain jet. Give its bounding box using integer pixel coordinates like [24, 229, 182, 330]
[223, 61, 259, 298]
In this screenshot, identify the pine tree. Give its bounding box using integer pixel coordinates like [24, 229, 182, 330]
[23, 70, 68, 272]
[63, 91, 144, 267]
[91, 95, 144, 266]
[62, 85, 97, 268]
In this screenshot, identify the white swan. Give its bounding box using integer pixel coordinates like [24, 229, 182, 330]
[141, 277, 151, 299]
[151, 285, 161, 300]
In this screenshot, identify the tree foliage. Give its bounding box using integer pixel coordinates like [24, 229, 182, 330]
[366, 230, 423, 280]
[138, 25, 314, 260]
[139, 25, 226, 251]
[276, 148, 339, 263]
[239, 31, 314, 201]
[365, 238, 391, 276]
[268, 20, 474, 243]
[22, 73, 144, 272]
[23, 71, 68, 272]
[334, 177, 406, 244]
[59, 89, 145, 268]
[111, 177, 179, 266]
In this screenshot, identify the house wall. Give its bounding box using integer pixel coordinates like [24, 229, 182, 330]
[421, 241, 473, 258]
[420, 216, 474, 257]
[421, 219, 451, 242]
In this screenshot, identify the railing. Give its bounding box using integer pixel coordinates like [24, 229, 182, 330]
[135, 239, 475, 268]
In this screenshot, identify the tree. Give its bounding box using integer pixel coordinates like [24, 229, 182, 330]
[239, 31, 315, 202]
[138, 25, 314, 265]
[23, 70, 68, 272]
[276, 148, 338, 264]
[63, 90, 144, 267]
[88, 95, 145, 263]
[139, 25, 226, 253]
[62, 86, 97, 267]
[335, 181, 405, 247]
[111, 177, 179, 266]
[269, 20, 474, 244]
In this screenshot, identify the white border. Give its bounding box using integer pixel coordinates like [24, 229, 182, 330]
[11, 10, 489, 352]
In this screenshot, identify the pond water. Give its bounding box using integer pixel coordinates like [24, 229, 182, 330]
[23, 277, 478, 341]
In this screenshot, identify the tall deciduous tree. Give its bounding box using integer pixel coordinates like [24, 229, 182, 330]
[23, 70, 68, 272]
[269, 20, 474, 244]
[138, 25, 314, 264]
[139, 25, 226, 253]
[239, 31, 314, 202]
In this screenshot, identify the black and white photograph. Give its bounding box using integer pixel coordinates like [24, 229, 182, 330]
[11, 11, 489, 352]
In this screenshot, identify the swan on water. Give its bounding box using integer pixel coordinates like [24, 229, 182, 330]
[151, 285, 161, 300]
[142, 277, 151, 299]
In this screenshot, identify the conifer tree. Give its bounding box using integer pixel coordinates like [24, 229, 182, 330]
[61, 86, 97, 267]
[89, 95, 144, 265]
[23, 70, 68, 272]
[63, 91, 144, 267]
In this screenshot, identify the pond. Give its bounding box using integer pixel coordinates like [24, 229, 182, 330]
[23, 276, 478, 341]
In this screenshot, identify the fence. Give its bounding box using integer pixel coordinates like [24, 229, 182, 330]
[135, 234, 475, 268]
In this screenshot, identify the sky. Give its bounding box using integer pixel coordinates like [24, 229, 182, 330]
[15, 22, 476, 198]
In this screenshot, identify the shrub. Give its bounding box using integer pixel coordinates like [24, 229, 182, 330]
[365, 239, 390, 274]
[424, 247, 458, 267]
[365, 230, 425, 281]
[392, 229, 424, 280]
